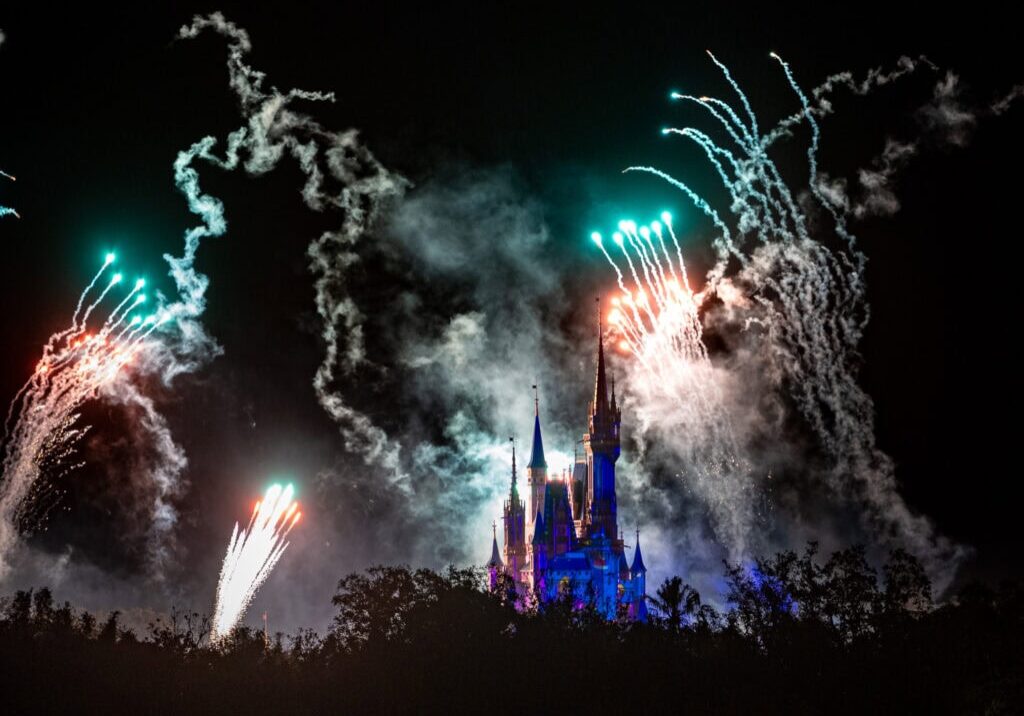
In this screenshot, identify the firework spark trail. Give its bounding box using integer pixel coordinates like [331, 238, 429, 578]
[0, 257, 164, 575]
[1, 32, 16, 218]
[595, 217, 756, 558]
[211, 483, 301, 643]
[1, 170, 17, 219]
[615, 52, 963, 587]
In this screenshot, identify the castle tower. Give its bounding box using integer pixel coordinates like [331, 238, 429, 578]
[629, 528, 648, 622]
[502, 439, 526, 580]
[487, 522, 503, 590]
[570, 445, 588, 538]
[583, 316, 621, 541]
[483, 324, 648, 620]
[530, 511, 548, 593]
[526, 388, 548, 541]
[548, 476, 574, 556]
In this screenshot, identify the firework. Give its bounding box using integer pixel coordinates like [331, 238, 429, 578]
[592, 215, 706, 365]
[0, 255, 162, 572]
[593, 215, 754, 557]
[620, 52, 869, 463]
[600, 51, 962, 581]
[592, 215, 717, 428]
[211, 483, 301, 644]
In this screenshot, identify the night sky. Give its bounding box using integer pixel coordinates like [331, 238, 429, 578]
[1, 4, 1020, 633]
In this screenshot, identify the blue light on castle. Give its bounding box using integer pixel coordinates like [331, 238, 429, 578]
[486, 327, 647, 621]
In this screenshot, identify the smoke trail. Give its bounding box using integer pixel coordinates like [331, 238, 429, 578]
[992, 83, 1024, 115]
[172, 16, 554, 572]
[763, 55, 936, 147]
[172, 13, 520, 582]
[618, 52, 967, 591]
[817, 69, 1023, 219]
[173, 12, 407, 483]
[155, 15, 537, 588]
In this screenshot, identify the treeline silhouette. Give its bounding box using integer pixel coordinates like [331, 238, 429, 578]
[1, 543, 1020, 714]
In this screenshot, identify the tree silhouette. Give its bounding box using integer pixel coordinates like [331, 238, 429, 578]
[0, 544, 1019, 714]
[649, 575, 701, 631]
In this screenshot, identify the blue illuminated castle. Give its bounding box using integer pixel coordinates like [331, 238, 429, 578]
[486, 330, 647, 621]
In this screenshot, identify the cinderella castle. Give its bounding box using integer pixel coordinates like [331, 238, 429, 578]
[486, 328, 648, 621]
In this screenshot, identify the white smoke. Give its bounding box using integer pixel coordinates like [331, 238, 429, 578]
[992, 83, 1024, 115]
[97, 380, 188, 578]
[170, 17, 584, 573]
[817, 69, 1002, 219]
[764, 55, 936, 147]
[919, 71, 976, 148]
[173, 11, 408, 486]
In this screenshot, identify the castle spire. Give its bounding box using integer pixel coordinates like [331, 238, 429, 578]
[528, 386, 547, 470]
[487, 521, 503, 569]
[532, 510, 546, 544]
[593, 300, 610, 417]
[630, 527, 647, 574]
[509, 436, 519, 503]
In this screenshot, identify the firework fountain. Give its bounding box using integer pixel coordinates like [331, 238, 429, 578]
[211, 483, 301, 644]
[598, 51, 963, 586]
[0, 255, 164, 574]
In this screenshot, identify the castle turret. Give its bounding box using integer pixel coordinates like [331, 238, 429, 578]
[629, 528, 648, 622]
[531, 510, 548, 593]
[487, 523, 503, 590]
[583, 317, 621, 541]
[543, 476, 575, 557]
[502, 439, 526, 581]
[570, 450, 588, 538]
[526, 389, 548, 541]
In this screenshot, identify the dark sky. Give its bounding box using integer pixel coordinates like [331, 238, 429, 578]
[1, 3, 1021, 628]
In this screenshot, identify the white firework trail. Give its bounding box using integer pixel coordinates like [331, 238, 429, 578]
[593, 216, 756, 559]
[2, 32, 19, 219]
[602, 51, 964, 589]
[0, 255, 165, 575]
[211, 483, 302, 644]
[1, 170, 17, 219]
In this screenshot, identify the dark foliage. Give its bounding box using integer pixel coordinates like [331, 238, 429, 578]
[1, 545, 1021, 714]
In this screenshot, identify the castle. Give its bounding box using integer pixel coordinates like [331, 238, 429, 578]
[486, 329, 647, 621]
